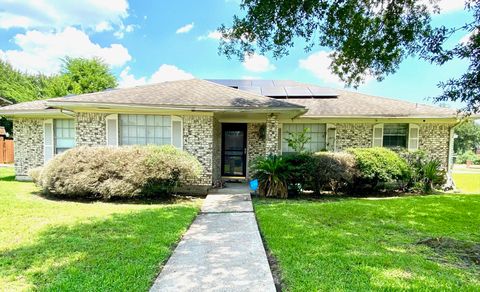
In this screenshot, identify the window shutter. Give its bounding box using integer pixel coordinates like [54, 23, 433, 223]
[171, 116, 183, 149]
[44, 119, 54, 163]
[106, 114, 118, 146]
[326, 124, 336, 151]
[372, 124, 384, 147]
[408, 124, 420, 151]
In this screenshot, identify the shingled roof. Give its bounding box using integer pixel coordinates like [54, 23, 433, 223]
[47, 79, 303, 110]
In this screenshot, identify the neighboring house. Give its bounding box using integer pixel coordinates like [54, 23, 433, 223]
[0, 79, 465, 188]
[0, 96, 13, 107]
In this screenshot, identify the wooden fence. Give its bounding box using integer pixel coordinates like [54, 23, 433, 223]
[0, 137, 14, 164]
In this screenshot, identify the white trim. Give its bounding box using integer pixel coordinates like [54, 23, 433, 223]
[43, 119, 54, 164]
[105, 114, 119, 147]
[408, 123, 420, 151]
[372, 123, 384, 147]
[171, 115, 183, 149]
[326, 123, 336, 151]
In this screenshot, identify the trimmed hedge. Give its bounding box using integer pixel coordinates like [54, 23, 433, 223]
[29, 145, 202, 199]
[347, 147, 411, 189]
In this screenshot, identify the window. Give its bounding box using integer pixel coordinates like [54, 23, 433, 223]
[54, 119, 75, 154]
[119, 114, 171, 146]
[281, 123, 326, 153]
[383, 123, 408, 148]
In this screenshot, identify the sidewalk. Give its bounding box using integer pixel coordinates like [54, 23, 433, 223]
[150, 188, 275, 292]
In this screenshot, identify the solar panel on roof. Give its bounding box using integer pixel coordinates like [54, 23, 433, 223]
[251, 80, 274, 87]
[272, 80, 299, 86]
[285, 86, 313, 97]
[307, 87, 338, 97]
[238, 86, 262, 95]
[261, 86, 287, 97]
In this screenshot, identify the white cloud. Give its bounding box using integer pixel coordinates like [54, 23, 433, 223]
[176, 22, 194, 34]
[95, 21, 113, 32]
[113, 23, 136, 39]
[119, 64, 194, 88]
[299, 51, 374, 85]
[0, 0, 129, 30]
[198, 30, 223, 41]
[242, 53, 275, 73]
[298, 51, 342, 84]
[0, 27, 131, 75]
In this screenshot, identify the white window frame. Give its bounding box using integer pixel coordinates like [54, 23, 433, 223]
[171, 115, 183, 149]
[106, 114, 119, 147]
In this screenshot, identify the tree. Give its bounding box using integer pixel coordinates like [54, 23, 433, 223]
[60, 57, 117, 94]
[0, 57, 117, 135]
[454, 121, 480, 153]
[219, 0, 480, 113]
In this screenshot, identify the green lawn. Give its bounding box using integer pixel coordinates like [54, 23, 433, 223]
[255, 195, 480, 291]
[0, 167, 200, 291]
[453, 173, 480, 193]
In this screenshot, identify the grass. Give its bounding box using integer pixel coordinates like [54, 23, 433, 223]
[254, 195, 480, 291]
[0, 167, 200, 291]
[453, 173, 480, 193]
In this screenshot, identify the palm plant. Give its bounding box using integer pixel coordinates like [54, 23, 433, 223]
[252, 155, 289, 198]
[421, 159, 445, 193]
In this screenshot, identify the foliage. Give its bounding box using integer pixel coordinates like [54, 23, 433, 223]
[0, 58, 117, 134]
[252, 155, 289, 198]
[348, 147, 411, 189]
[219, 0, 480, 113]
[421, 159, 445, 193]
[398, 149, 429, 187]
[254, 194, 480, 291]
[0, 167, 199, 291]
[454, 121, 480, 154]
[311, 152, 357, 194]
[283, 152, 315, 195]
[32, 145, 202, 199]
[456, 150, 480, 164]
[60, 57, 118, 94]
[284, 127, 311, 153]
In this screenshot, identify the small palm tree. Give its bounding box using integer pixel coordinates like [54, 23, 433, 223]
[422, 159, 444, 193]
[252, 155, 289, 198]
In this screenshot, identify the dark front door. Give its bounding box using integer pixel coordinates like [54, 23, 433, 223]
[221, 123, 247, 177]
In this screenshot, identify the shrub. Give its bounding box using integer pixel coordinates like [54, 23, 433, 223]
[311, 152, 357, 194]
[283, 153, 315, 195]
[456, 150, 480, 165]
[398, 149, 428, 188]
[348, 147, 411, 190]
[34, 145, 202, 199]
[252, 155, 289, 198]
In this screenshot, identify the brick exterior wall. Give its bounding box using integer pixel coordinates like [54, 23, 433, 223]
[75, 113, 107, 146]
[13, 118, 44, 176]
[335, 123, 373, 150]
[247, 123, 266, 178]
[265, 114, 279, 155]
[183, 115, 214, 185]
[420, 124, 451, 165]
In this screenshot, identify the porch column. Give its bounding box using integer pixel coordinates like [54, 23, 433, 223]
[265, 114, 279, 155]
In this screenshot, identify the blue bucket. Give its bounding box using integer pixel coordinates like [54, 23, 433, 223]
[249, 179, 259, 191]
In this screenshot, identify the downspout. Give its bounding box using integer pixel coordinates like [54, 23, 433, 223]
[446, 119, 467, 190]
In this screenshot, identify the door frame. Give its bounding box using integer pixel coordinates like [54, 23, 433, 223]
[221, 123, 247, 177]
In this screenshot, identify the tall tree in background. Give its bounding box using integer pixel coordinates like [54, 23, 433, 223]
[454, 121, 480, 153]
[0, 57, 117, 135]
[219, 0, 480, 113]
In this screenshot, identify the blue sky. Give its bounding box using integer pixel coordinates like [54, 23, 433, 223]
[0, 0, 471, 108]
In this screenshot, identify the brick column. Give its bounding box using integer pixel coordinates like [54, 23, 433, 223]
[265, 114, 279, 155]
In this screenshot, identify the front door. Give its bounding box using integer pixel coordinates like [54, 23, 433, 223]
[221, 123, 247, 177]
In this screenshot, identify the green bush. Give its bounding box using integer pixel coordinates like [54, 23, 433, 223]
[421, 159, 446, 193]
[283, 153, 315, 195]
[32, 145, 202, 199]
[456, 150, 480, 164]
[348, 147, 411, 190]
[252, 155, 289, 198]
[311, 152, 357, 194]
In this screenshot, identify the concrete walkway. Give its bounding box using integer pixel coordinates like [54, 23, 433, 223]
[150, 185, 276, 292]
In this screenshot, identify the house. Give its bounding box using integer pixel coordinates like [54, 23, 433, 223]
[0, 79, 462, 188]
